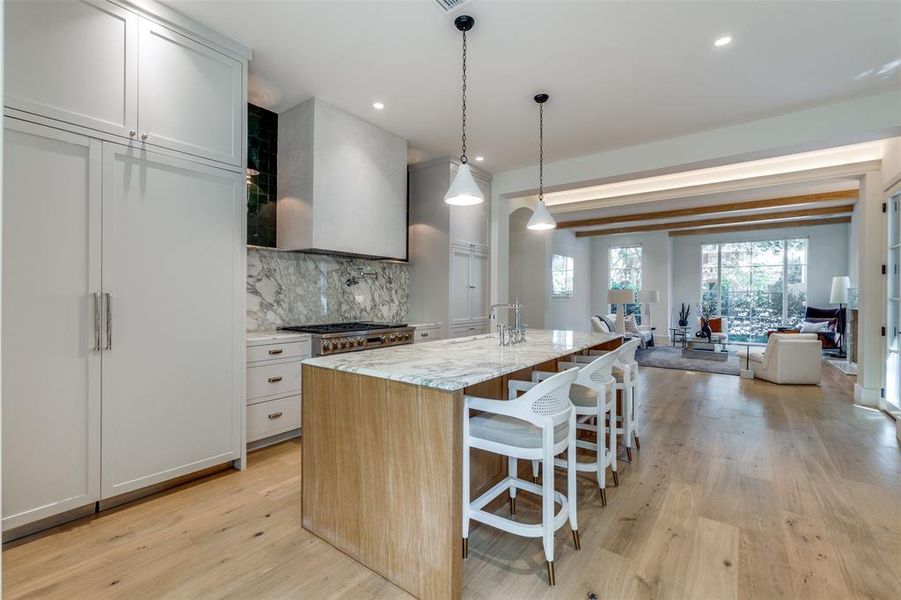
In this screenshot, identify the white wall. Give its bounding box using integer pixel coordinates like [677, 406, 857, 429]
[590, 232, 671, 334]
[671, 222, 849, 322]
[547, 229, 592, 332]
[508, 208, 593, 331]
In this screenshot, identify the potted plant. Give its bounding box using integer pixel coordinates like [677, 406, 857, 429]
[678, 303, 691, 327]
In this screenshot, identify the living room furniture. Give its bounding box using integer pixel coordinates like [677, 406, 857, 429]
[691, 316, 728, 351]
[607, 289, 635, 334]
[736, 333, 822, 384]
[830, 275, 850, 357]
[682, 339, 728, 361]
[669, 326, 690, 347]
[593, 314, 653, 347]
[803, 306, 844, 353]
[637, 290, 659, 329]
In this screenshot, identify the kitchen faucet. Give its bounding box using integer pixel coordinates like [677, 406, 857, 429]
[488, 299, 527, 346]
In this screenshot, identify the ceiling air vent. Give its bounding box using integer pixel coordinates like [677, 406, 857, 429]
[433, 0, 472, 12]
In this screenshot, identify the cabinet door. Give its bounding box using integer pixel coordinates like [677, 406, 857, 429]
[469, 251, 490, 320]
[2, 121, 102, 529]
[138, 20, 243, 166]
[5, 0, 137, 138]
[101, 144, 244, 498]
[450, 245, 472, 324]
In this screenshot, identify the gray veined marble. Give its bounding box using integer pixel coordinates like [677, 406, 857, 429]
[247, 248, 409, 331]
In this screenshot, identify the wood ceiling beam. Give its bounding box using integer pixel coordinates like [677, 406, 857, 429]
[668, 216, 851, 237]
[557, 189, 857, 229]
[572, 204, 854, 238]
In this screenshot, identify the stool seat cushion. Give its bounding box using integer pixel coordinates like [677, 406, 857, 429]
[570, 383, 599, 407]
[469, 414, 568, 448]
[612, 363, 637, 383]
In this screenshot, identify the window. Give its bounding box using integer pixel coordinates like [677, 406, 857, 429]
[701, 238, 808, 342]
[551, 254, 574, 298]
[608, 246, 642, 321]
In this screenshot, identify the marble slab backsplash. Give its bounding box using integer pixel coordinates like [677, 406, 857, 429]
[247, 247, 410, 331]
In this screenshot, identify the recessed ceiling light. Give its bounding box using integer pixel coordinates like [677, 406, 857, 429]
[372, 102, 385, 110]
[475, 156, 485, 162]
[714, 35, 733, 47]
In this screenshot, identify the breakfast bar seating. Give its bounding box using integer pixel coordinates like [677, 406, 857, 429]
[301, 330, 622, 599]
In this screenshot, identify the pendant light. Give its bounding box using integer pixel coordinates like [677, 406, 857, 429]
[527, 93, 556, 230]
[445, 15, 484, 206]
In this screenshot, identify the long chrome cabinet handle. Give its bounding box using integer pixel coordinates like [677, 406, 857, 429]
[105, 292, 112, 350]
[93, 293, 102, 351]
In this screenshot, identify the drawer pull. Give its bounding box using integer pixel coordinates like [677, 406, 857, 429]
[268, 348, 284, 355]
[267, 376, 283, 383]
[268, 411, 283, 419]
[421, 332, 429, 337]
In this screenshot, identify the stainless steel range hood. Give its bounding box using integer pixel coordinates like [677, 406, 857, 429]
[277, 97, 408, 260]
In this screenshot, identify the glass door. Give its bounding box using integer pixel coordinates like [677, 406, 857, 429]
[886, 190, 900, 412]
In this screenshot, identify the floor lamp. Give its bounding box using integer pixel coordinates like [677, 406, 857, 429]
[830, 276, 850, 359]
[637, 290, 659, 329]
[608, 289, 636, 334]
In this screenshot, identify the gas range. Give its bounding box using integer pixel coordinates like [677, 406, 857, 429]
[278, 322, 414, 356]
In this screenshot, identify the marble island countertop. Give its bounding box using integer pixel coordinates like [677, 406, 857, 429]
[303, 329, 621, 391]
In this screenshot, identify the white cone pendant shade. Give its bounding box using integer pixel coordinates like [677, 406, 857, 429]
[445, 163, 484, 206]
[527, 199, 556, 230]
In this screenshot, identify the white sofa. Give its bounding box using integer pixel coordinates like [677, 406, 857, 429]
[736, 333, 822, 384]
[592, 314, 653, 347]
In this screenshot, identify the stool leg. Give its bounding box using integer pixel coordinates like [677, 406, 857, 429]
[462, 405, 470, 559]
[508, 457, 518, 515]
[631, 377, 640, 451]
[623, 374, 633, 462]
[595, 398, 606, 507]
[567, 413, 580, 548]
[542, 431, 555, 586]
[609, 383, 619, 487]
[531, 460, 540, 483]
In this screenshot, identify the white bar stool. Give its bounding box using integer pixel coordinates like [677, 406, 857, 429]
[529, 349, 621, 506]
[589, 338, 642, 461]
[462, 367, 580, 587]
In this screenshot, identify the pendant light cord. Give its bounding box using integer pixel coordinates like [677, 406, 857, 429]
[538, 102, 544, 202]
[460, 28, 468, 164]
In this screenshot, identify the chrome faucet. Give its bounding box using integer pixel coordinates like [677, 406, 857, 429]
[488, 298, 527, 346]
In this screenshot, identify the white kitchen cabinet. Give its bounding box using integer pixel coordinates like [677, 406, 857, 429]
[2, 120, 103, 531]
[246, 335, 309, 448]
[5, 0, 138, 139]
[100, 144, 244, 499]
[412, 324, 442, 343]
[449, 322, 491, 338]
[408, 157, 492, 337]
[450, 243, 490, 324]
[5, 0, 248, 168]
[138, 20, 243, 166]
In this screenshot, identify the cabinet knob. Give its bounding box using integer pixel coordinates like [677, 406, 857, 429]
[140, 133, 148, 140]
[129, 130, 136, 137]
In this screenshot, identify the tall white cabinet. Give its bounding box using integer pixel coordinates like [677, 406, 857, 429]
[2, 0, 249, 535]
[408, 158, 492, 339]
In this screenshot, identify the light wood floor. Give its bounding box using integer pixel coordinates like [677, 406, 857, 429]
[4, 365, 900, 599]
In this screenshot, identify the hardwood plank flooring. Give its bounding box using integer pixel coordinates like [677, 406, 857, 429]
[4, 366, 900, 599]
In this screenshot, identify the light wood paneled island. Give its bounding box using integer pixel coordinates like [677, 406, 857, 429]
[301, 330, 622, 599]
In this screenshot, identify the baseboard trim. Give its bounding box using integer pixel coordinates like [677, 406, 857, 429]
[248, 428, 301, 452]
[853, 383, 880, 406]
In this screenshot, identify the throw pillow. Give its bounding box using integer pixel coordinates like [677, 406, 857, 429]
[600, 314, 617, 332]
[800, 320, 829, 333]
[624, 315, 640, 334]
[707, 317, 723, 333]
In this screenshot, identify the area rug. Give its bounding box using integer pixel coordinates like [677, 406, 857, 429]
[635, 345, 740, 376]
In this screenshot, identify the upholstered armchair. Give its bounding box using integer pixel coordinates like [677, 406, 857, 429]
[697, 316, 728, 344]
[736, 333, 822, 384]
[803, 306, 844, 351]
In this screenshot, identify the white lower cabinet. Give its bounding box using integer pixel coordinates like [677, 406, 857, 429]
[246, 336, 309, 447]
[2, 119, 244, 533]
[413, 324, 442, 343]
[449, 321, 491, 338]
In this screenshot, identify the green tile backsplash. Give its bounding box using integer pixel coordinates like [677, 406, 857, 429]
[247, 104, 277, 247]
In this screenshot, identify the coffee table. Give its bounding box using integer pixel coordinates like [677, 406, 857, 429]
[669, 326, 691, 348]
[682, 338, 728, 361]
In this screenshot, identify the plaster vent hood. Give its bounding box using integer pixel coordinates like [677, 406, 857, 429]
[277, 97, 408, 260]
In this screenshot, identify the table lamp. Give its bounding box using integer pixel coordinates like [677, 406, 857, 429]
[607, 289, 636, 334]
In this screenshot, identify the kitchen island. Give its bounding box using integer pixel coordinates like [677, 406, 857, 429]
[301, 330, 622, 599]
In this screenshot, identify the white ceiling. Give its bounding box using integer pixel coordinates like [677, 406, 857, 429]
[167, 0, 901, 172]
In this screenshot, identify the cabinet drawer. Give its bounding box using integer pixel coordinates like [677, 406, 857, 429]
[414, 327, 441, 343]
[450, 323, 490, 338]
[247, 396, 301, 443]
[247, 362, 302, 403]
[247, 340, 311, 364]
